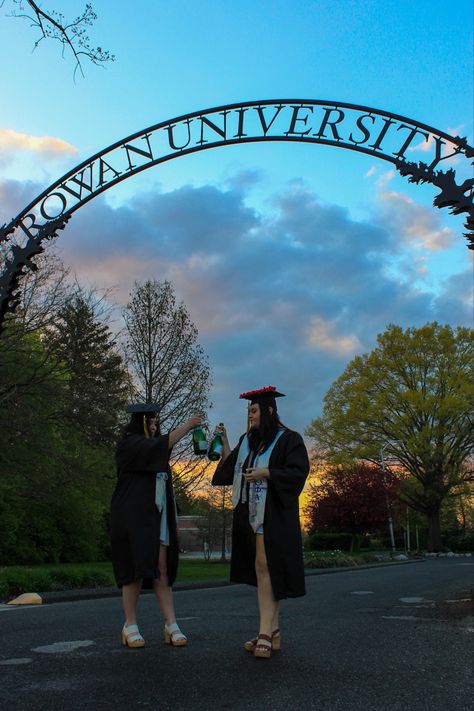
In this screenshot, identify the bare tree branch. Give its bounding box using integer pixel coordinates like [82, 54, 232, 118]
[122, 280, 213, 492]
[3, 1, 115, 78]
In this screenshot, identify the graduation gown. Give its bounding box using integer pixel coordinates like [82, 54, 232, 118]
[110, 433, 179, 589]
[212, 428, 309, 600]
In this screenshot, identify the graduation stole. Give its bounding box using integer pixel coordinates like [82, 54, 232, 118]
[155, 472, 168, 512]
[232, 428, 285, 533]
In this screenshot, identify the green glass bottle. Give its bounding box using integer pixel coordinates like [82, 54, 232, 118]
[192, 425, 207, 456]
[208, 424, 224, 461]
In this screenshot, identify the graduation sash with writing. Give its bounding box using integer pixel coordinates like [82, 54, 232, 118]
[232, 429, 285, 532]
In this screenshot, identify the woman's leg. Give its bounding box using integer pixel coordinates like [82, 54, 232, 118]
[122, 579, 142, 626]
[152, 544, 176, 624]
[255, 534, 279, 637]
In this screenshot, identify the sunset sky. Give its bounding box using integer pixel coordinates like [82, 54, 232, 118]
[0, 0, 472, 442]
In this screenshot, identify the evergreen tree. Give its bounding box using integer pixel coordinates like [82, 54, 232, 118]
[47, 291, 129, 448]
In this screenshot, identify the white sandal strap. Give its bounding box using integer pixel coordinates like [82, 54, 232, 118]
[165, 622, 186, 641]
[123, 624, 144, 642]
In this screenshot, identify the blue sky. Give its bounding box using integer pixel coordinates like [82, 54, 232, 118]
[0, 0, 472, 441]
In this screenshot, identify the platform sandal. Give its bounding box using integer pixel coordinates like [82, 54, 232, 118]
[121, 623, 145, 648]
[244, 628, 281, 652]
[253, 633, 272, 659]
[164, 622, 187, 646]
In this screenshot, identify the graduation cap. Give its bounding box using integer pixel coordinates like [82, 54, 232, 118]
[127, 403, 160, 417]
[126, 403, 160, 438]
[239, 386, 285, 409]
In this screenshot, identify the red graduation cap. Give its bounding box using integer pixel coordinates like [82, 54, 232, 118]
[239, 386, 285, 403]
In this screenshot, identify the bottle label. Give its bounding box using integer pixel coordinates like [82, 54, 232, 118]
[197, 440, 207, 452]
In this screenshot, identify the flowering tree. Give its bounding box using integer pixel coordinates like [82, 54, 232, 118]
[305, 463, 400, 548]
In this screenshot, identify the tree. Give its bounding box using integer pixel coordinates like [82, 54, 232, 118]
[46, 288, 129, 448]
[122, 279, 212, 491]
[304, 463, 400, 551]
[0, 327, 117, 564]
[2, 0, 114, 77]
[0, 251, 71, 405]
[193, 478, 232, 560]
[306, 323, 474, 552]
[0, 261, 125, 564]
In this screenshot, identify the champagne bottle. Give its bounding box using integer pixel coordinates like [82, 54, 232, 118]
[192, 425, 207, 455]
[208, 424, 224, 461]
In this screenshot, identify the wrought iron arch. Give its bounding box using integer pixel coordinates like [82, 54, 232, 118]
[1, 99, 473, 330]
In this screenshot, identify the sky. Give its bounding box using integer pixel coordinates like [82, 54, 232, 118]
[0, 0, 472, 443]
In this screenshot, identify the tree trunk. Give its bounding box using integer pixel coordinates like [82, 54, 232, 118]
[427, 509, 443, 552]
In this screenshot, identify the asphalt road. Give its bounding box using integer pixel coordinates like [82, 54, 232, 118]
[1, 559, 472, 711]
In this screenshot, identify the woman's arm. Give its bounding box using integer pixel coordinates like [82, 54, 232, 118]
[168, 412, 204, 448]
[212, 431, 244, 486]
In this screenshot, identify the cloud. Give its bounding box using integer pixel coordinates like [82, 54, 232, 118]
[307, 316, 361, 355]
[0, 179, 46, 222]
[432, 261, 474, 324]
[376, 190, 455, 252]
[0, 175, 469, 440]
[224, 169, 264, 189]
[375, 170, 395, 190]
[0, 128, 78, 157]
[408, 125, 465, 163]
[408, 134, 436, 153]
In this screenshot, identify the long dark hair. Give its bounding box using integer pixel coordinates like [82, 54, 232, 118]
[247, 402, 286, 452]
[120, 414, 161, 440]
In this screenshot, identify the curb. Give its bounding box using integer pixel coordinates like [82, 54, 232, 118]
[8, 558, 427, 606]
[304, 558, 426, 577]
[39, 578, 233, 604]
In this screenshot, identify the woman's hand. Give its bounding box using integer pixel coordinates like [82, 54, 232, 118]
[243, 467, 270, 481]
[187, 412, 204, 431]
[168, 412, 204, 448]
[214, 422, 228, 441]
[213, 422, 232, 464]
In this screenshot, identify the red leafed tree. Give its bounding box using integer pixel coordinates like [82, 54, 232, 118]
[305, 462, 400, 538]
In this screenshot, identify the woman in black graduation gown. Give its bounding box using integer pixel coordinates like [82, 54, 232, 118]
[212, 386, 309, 659]
[110, 403, 203, 648]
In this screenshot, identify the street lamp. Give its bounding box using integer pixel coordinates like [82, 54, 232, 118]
[380, 443, 396, 555]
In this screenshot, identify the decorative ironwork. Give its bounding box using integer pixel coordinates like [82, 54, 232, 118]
[0, 215, 70, 330]
[1, 99, 472, 332]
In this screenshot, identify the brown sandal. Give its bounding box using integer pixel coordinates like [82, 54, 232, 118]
[244, 628, 281, 652]
[254, 633, 272, 658]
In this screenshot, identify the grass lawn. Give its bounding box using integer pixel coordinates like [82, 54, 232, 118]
[176, 559, 230, 582]
[0, 558, 231, 600]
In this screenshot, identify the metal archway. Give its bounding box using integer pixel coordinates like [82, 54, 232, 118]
[1, 99, 473, 330]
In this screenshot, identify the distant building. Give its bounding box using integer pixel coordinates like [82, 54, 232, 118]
[177, 515, 204, 551]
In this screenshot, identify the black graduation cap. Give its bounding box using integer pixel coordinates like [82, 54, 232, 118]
[239, 386, 285, 408]
[127, 403, 160, 417]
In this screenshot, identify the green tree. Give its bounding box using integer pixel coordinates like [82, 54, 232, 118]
[0, 266, 125, 564]
[46, 290, 129, 448]
[122, 279, 212, 491]
[306, 323, 474, 552]
[0, 327, 115, 564]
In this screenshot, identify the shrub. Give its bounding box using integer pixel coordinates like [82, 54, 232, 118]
[0, 563, 116, 601]
[443, 532, 474, 552]
[306, 532, 361, 552]
[304, 551, 358, 568]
